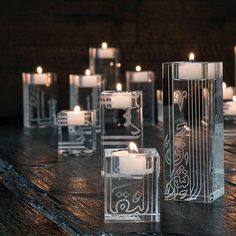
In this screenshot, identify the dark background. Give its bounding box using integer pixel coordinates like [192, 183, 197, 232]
[1, 0, 236, 118]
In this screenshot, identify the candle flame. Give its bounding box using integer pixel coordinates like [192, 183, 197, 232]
[135, 65, 142, 72]
[109, 61, 114, 67]
[85, 69, 91, 76]
[116, 83, 122, 91]
[36, 66, 43, 74]
[189, 52, 194, 61]
[116, 63, 121, 68]
[101, 42, 108, 49]
[233, 96, 236, 102]
[129, 142, 138, 153]
[222, 82, 227, 89]
[74, 105, 80, 114]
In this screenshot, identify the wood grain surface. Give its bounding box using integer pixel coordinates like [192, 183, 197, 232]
[0, 119, 235, 235]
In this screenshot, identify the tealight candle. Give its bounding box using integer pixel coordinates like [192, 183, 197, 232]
[112, 142, 147, 175]
[97, 42, 115, 58]
[222, 83, 235, 100]
[110, 83, 132, 109]
[178, 53, 202, 80]
[224, 96, 236, 116]
[31, 66, 51, 85]
[67, 106, 86, 125]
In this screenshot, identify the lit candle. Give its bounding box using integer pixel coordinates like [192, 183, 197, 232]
[110, 83, 132, 109]
[112, 142, 147, 175]
[98, 42, 115, 58]
[224, 96, 236, 116]
[85, 69, 91, 76]
[178, 53, 202, 80]
[132, 71, 152, 82]
[67, 106, 86, 125]
[32, 66, 51, 85]
[135, 65, 142, 72]
[222, 82, 235, 100]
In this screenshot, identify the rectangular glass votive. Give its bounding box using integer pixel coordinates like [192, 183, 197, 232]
[89, 47, 121, 90]
[126, 71, 155, 126]
[69, 74, 104, 131]
[163, 62, 224, 203]
[22, 72, 57, 128]
[57, 109, 96, 155]
[100, 90, 143, 174]
[104, 148, 160, 223]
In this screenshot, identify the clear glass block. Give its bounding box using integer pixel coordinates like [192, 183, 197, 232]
[57, 110, 96, 156]
[100, 91, 143, 174]
[126, 71, 155, 126]
[104, 148, 160, 223]
[22, 72, 57, 128]
[89, 47, 121, 90]
[69, 74, 104, 131]
[156, 89, 163, 125]
[163, 62, 224, 203]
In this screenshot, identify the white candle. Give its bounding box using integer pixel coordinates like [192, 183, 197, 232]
[132, 71, 151, 82]
[110, 83, 132, 109]
[178, 53, 202, 80]
[224, 101, 236, 116]
[67, 106, 86, 125]
[32, 73, 51, 85]
[70, 74, 100, 88]
[112, 142, 147, 175]
[98, 48, 115, 58]
[223, 86, 235, 100]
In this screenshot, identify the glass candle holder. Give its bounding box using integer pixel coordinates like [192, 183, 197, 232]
[223, 97, 236, 140]
[162, 61, 224, 203]
[69, 74, 104, 131]
[104, 148, 160, 223]
[57, 108, 96, 156]
[89, 47, 121, 90]
[100, 90, 143, 174]
[126, 71, 155, 126]
[22, 72, 57, 128]
[156, 89, 163, 125]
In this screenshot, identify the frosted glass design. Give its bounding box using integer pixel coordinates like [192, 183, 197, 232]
[22, 72, 57, 128]
[69, 74, 104, 131]
[89, 47, 121, 90]
[104, 148, 160, 223]
[163, 62, 224, 203]
[100, 91, 143, 175]
[126, 71, 155, 126]
[57, 110, 96, 155]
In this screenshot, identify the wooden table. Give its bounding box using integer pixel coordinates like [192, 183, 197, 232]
[0, 119, 235, 235]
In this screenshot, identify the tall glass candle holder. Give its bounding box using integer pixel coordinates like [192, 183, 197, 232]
[223, 96, 236, 140]
[89, 43, 121, 90]
[69, 73, 104, 131]
[156, 89, 163, 125]
[22, 69, 57, 128]
[57, 106, 96, 156]
[126, 71, 155, 126]
[162, 61, 224, 203]
[100, 87, 143, 175]
[104, 145, 160, 223]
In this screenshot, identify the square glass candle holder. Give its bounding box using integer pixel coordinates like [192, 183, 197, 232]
[100, 90, 143, 174]
[69, 74, 104, 131]
[156, 89, 163, 125]
[126, 71, 155, 126]
[104, 148, 160, 223]
[162, 61, 224, 203]
[89, 47, 121, 90]
[22, 72, 57, 128]
[57, 109, 96, 155]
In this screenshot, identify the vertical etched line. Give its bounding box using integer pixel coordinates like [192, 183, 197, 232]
[188, 80, 191, 196]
